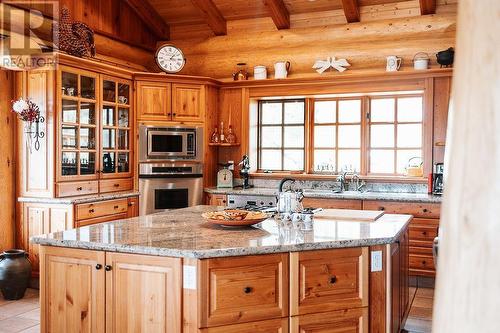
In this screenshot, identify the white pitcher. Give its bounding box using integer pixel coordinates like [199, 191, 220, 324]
[274, 61, 291, 79]
[386, 56, 402, 72]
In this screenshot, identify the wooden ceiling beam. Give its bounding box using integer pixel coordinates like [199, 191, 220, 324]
[264, 0, 290, 30]
[190, 0, 227, 36]
[341, 0, 360, 23]
[419, 0, 437, 15]
[123, 0, 170, 39]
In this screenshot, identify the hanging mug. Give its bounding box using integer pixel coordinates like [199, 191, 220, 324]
[386, 56, 402, 72]
[274, 61, 291, 79]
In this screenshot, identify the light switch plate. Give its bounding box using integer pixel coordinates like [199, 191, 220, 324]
[371, 250, 383, 272]
[183, 265, 197, 290]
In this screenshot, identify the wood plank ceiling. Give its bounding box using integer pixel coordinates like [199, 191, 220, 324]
[133, 0, 438, 38]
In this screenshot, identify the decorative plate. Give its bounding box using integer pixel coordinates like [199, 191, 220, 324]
[202, 210, 269, 227]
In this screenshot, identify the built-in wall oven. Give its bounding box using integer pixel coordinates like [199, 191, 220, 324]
[139, 125, 203, 162]
[139, 163, 203, 215]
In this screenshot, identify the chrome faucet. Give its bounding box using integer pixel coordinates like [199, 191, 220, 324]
[336, 171, 365, 192]
[351, 174, 366, 192]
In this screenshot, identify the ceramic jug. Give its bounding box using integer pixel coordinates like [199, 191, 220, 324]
[274, 61, 291, 79]
[386, 56, 402, 72]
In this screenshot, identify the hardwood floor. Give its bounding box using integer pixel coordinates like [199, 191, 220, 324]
[0, 287, 433, 333]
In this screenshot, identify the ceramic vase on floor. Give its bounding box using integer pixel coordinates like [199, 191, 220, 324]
[0, 249, 32, 300]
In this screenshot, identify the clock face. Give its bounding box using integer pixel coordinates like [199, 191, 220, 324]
[155, 45, 186, 73]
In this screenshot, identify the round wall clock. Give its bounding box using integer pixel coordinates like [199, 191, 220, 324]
[155, 44, 186, 73]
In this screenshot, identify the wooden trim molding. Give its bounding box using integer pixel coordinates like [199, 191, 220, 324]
[341, 0, 360, 23]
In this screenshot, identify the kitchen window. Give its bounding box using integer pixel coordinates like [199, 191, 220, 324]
[257, 100, 306, 171]
[255, 92, 425, 177]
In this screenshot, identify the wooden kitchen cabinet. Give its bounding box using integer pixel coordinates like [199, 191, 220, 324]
[302, 197, 362, 210]
[390, 228, 410, 333]
[171, 83, 204, 122]
[105, 252, 182, 333]
[290, 247, 369, 316]
[206, 193, 227, 206]
[290, 307, 368, 333]
[40, 246, 105, 333]
[136, 81, 171, 121]
[74, 196, 139, 228]
[198, 253, 289, 328]
[40, 247, 182, 333]
[200, 318, 289, 333]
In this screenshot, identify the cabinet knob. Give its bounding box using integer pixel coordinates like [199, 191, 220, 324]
[379, 207, 385, 211]
[114, 183, 120, 187]
[422, 231, 427, 236]
[329, 275, 337, 284]
[243, 286, 252, 294]
[105, 265, 112, 271]
[423, 208, 429, 213]
[76, 187, 83, 191]
[89, 209, 95, 213]
[114, 205, 119, 209]
[95, 264, 102, 270]
[173, 113, 177, 116]
[128, 202, 134, 207]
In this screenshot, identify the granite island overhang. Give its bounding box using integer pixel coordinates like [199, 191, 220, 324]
[31, 205, 412, 332]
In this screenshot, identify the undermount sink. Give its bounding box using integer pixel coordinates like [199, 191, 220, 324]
[331, 190, 367, 195]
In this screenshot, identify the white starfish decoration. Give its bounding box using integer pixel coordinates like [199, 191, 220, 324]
[312, 56, 351, 74]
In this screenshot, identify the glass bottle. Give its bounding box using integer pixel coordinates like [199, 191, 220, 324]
[226, 125, 236, 144]
[210, 127, 219, 143]
[219, 121, 225, 143]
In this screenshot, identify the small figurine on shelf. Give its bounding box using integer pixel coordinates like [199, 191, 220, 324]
[210, 127, 220, 143]
[219, 121, 226, 143]
[226, 125, 236, 144]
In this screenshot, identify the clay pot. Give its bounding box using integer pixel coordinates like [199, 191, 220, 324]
[0, 249, 32, 300]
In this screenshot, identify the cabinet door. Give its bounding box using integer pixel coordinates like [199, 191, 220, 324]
[127, 196, 139, 218]
[105, 252, 182, 333]
[136, 81, 171, 121]
[290, 247, 369, 316]
[100, 76, 133, 180]
[290, 307, 368, 333]
[207, 194, 227, 206]
[40, 246, 105, 333]
[172, 83, 204, 122]
[391, 241, 401, 333]
[57, 67, 100, 182]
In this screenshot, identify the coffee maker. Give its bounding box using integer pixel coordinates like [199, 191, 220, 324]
[432, 163, 444, 195]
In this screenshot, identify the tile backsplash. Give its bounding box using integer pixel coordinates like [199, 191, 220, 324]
[234, 178, 427, 194]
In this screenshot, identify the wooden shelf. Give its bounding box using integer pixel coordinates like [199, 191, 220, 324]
[208, 142, 240, 147]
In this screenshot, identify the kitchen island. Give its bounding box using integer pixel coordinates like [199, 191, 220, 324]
[31, 205, 411, 333]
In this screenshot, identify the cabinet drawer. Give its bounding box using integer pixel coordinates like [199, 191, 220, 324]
[409, 246, 433, 256]
[363, 201, 441, 218]
[302, 198, 362, 210]
[409, 225, 438, 247]
[200, 318, 288, 333]
[290, 307, 368, 333]
[76, 199, 128, 220]
[290, 247, 369, 316]
[200, 253, 289, 327]
[409, 254, 435, 272]
[411, 217, 440, 227]
[99, 178, 133, 193]
[57, 181, 98, 197]
[75, 213, 128, 227]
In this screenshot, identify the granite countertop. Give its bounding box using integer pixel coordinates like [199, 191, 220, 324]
[18, 191, 140, 204]
[205, 187, 442, 203]
[31, 205, 411, 259]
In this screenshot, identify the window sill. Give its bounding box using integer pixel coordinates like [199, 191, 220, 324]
[249, 172, 428, 184]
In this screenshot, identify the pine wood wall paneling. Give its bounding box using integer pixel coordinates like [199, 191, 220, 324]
[169, 12, 456, 79]
[0, 69, 15, 251]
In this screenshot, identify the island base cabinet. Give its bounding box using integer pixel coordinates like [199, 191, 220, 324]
[39, 246, 182, 333]
[40, 246, 105, 333]
[290, 307, 368, 333]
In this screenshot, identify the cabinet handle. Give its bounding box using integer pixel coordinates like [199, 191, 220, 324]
[379, 207, 385, 211]
[243, 287, 252, 294]
[222, 200, 226, 204]
[113, 183, 120, 187]
[105, 265, 112, 271]
[329, 275, 337, 284]
[89, 209, 95, 213]
[114, 205, 119, 209]
[423, 208, 429, 213]
[422, 231, 427, 236]
[173, 113, 177, 116]
[76, 187, 83, 191]
[95, 264, 102, 270]
[167, 113, 172, 116]
[422, 260, 427, 265]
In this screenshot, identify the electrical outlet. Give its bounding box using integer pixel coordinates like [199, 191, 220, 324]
[371, 250, 383, 272]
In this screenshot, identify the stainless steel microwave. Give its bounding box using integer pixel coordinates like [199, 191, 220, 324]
[139, 126, 203, 162]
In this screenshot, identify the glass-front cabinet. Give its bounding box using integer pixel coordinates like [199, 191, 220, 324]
[59, 68, 99, 180]
[57, 66, 133, 192]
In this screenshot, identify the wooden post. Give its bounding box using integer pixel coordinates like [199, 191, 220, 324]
[433, 0, 500, 331]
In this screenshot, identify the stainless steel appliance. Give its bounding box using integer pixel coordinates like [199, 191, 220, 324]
[139, 125, 203, 162]
[139, 163, 203, 215]
[432, 163, 444, 195]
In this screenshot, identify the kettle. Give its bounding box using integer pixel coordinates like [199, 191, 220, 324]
[277, 178, 304, 213]
[436, 47, 454, 68]
[232, 63, 249, 81]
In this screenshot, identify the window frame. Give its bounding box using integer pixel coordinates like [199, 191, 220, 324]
[255, 92, 427, 178]
[257, 99, 306, 172]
